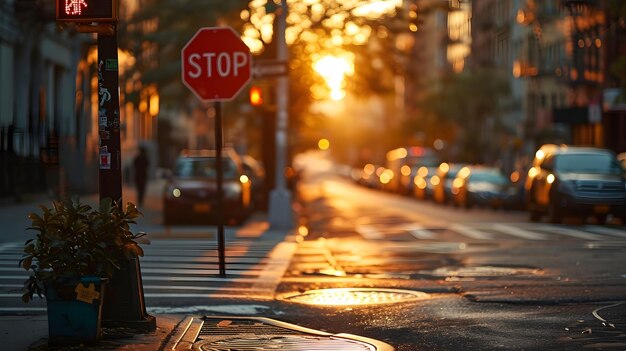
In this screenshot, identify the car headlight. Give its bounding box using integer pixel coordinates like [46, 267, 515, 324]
[224, 183, 242, 199]
[164, 186, 181, 199]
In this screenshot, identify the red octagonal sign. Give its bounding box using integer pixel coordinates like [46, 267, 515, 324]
[182, 27, 251, 102]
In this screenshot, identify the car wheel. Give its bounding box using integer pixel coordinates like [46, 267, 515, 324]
[594, 214, 607, 225]
[163, 208, 176, 226]
[529, 210, 542, 222]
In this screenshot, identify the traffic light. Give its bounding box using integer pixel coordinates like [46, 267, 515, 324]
[250, 86, 263, 106]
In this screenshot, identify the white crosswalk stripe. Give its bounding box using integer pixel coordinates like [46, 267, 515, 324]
[584, 225, 626, 238]
[0, 237, 294, 311]
[487, 224, 548, 240]
[449, 224, 494, 240]
[355, 225, 385, 239]
[354, 221, 625, 242]
[535, 225, 604, 240]
[406, 225, 437, 239]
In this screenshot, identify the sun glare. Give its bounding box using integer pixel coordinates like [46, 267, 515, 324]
[313, 53, 354, 101]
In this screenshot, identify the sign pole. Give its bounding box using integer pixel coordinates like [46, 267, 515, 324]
[98, 25, 156, 332]
[268, 0, 294, 229]
[215, 102, 226, 277]
[180, 26, 251, 277]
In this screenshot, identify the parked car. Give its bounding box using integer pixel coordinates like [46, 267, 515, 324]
[450, 165, 517, 209]
[412, 166, 439, 200]
[163, 149, 253, 225]
[618, 152, 626, 171]
[525, 144, 626, 224]
[355, 163, 383, 189]
[432, 162, 469, 204]
[385, 146, 439, 194]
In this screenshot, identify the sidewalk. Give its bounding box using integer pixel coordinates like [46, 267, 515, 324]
[0, 161, 395, 350]
[1, 314, 183, 351]
[2, 312, 396, 350]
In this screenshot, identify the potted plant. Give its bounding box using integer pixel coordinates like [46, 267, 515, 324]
[19, 198, 146, 345]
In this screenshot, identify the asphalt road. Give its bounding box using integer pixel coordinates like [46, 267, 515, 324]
[1, 153, 625, 350]
[270, 153, 626, 350]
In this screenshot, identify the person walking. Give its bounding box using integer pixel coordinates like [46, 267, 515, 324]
[133, 146, 149, 206]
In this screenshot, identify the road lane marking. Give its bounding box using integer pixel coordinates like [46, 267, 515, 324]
[0, 307, 46, 312]
[406, 225, 436, 239]
[0, 243, 20, 253]
[584, 226, 626, 238]
[449, 224, 494, 240]
[143, 285, 251, 292]
[141, 276, 261, 283]
[490, 224, 548, 240]
[251, 241, 298, 298]
[356, 225, 384, 239]
[536, 225, 604, 240]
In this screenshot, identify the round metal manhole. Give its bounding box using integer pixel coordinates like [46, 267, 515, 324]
[196, 335, 376, 351]
[280, 288, 428, 306]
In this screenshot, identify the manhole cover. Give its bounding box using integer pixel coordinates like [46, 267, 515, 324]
[196, 335, 377, 350]
[280, 288, 428, 306]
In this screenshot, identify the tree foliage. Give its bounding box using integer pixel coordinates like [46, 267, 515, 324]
[118, 0, 249, 104]
[419, 68, 511, 163]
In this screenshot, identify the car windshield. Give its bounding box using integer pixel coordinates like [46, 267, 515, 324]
[554, 153, 622, 175]
[471, 172, 508, 185]
[174, 158, 239, 179]
[407, 156, 440, 168]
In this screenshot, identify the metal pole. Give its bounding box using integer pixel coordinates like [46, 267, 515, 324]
[215, 102, 226, 276]
[98, 30, 122, 204]
[268, 0, 293, 229]
[98, 26, 156, 332]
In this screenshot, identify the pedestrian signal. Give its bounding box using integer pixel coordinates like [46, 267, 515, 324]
[56, 0, 118, 22]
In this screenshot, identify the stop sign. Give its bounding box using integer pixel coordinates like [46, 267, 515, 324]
[181, 27, 251, 102]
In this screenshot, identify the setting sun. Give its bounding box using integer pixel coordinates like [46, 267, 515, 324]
[313, 53, 354, 101]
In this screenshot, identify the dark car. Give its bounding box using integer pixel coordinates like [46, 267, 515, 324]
[525, 144, 626, 224]
[451, 166, 517, 209]
[619, 152, 626, 171]
[163, 149, 253, 225]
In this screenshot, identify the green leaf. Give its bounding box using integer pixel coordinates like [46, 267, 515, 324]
[20, 256, 33, 271]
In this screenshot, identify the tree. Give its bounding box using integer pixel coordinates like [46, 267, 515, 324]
[419, 68, 511, 163]
[118, 0, 249, 105]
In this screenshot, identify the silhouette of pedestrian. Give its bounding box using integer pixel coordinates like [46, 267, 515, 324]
[133, 146, 149, 206]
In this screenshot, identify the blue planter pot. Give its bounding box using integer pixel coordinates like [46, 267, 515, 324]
[45, 276, 107, 345]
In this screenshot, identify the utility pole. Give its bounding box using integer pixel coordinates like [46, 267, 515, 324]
[97, 26, 156, 332]
[54, 0, 156, 332]
[268, 0, 294, 229]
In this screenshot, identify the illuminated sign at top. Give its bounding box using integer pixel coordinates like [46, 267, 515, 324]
[56, 0, 118, 22]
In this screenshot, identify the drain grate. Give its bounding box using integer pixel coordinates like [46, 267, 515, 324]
[196, 335, 376, 350]
[186, 317, 392, 351]
[281, 288, 429, 306]
[199, 318, 307, 337]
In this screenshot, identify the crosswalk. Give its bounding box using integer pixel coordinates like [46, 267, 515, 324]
[355, 222, 626, 242]
[0, 236, 297, 313]
[1, 222, 624, 313]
